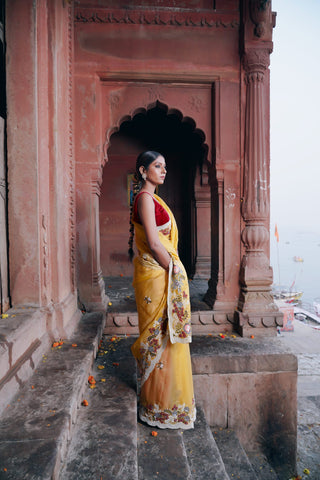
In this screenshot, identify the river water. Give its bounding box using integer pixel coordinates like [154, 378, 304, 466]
[270, 226, 320, 307]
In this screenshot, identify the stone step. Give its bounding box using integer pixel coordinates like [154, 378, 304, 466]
[247, 452, 280, 480]
[0, 312, 105, 480]
[212, 428, 270, 480]
[60, 335, 138, 480]
[137, 407, 230, 480]
[138, 422, 192, 480]
[183, 407, 230, 480]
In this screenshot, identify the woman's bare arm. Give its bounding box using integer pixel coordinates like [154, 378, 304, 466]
[137, 193, 171, 271]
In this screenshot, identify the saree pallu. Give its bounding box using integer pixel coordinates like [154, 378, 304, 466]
[131, 194, 196, 430]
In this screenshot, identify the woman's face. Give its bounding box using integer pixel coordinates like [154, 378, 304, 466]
[143, 156, 167, 186]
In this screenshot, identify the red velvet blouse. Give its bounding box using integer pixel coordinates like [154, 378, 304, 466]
[133, 191, 170, 226]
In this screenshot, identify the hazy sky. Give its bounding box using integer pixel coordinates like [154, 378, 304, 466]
[270, 0, 320, 232]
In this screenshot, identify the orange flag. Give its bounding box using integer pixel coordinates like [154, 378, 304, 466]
[274, 224, 279, 242]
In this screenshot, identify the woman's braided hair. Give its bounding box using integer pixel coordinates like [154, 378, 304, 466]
[128, 150, 162, 260]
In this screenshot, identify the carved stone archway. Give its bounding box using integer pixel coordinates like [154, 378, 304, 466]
[100, 100, 211, 279]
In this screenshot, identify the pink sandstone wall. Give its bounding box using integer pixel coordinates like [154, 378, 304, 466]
[74, 1, 242, 313]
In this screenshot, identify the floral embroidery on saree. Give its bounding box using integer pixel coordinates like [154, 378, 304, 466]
[167, 260, 192, 344]
[136, 315, 168, 387]
[139, 398, 196, 430]
[157, 219, 171, 237]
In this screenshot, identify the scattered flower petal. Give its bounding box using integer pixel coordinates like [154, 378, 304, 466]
[82, 399, 88, 406]
[303, 469, 310, 475]
[31, 385, 35, 389]
[219, 334, 225, 339]
[250, 335, 255, 339]
[101, 379, 106, 382]
[113, 362, 119, 367]
[72, 343, 77, 347]
[120, 273, 123, 277]
[88, 375, 96, 385]
[108, 302, 112, 306]
[97, 365, 105, 370]
[1, 314, 8, 318]
[52, 342, 59, 348]
[151, 431, 158, 437]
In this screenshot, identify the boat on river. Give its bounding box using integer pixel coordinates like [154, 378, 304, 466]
[272, 285, 303, 304]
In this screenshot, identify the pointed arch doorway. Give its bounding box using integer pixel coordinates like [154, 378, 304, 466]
[99, 101, 210, 280]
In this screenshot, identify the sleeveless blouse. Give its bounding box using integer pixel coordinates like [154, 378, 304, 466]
[133, 191, 171, 235]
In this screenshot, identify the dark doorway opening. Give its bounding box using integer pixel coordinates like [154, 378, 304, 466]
[103, 101, 207, 277]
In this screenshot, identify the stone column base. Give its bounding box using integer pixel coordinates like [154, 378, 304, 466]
[235, 310, 283, 337]
[193, 256, 211, 279]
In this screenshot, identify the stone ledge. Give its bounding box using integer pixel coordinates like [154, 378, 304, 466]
[191, 335, 297, 478]
[0, 312, 105, 479]
[0, 308, 51, 415]
[0, 298, 82, 416]
[105, 310, 235, 335]
[191, 335, 297, 374]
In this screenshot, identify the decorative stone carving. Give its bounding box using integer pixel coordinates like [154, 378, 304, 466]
[41, 215, 49, 297]
[107, 92, 120, 111]
[147, 86, 164, 102]
[0, 177, 5, 200]
[67, 3, 76, 292]
[189, 95, 204, 113]
[243, 47, 271, 77]
[74, 8, 240, 29]
[249, 0, 271, 38]
[225, 186, 237, 209]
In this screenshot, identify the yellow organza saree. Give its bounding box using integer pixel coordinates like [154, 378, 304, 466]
[131, 194, 196, 430]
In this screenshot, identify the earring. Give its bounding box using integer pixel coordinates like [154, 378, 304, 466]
[142, 173, 147, 181]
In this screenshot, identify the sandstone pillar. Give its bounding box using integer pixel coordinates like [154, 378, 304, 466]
[76, 164, 108, 311]
[0, 117, 9, 313]
[236, 47, 282, 336]
[0, 15, 8, 314]
[194, 162, 211, 278]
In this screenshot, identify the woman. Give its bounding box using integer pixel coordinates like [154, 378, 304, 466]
[129, 151, 196, 430]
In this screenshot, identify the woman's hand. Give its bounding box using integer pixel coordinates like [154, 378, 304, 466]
[173, 264, 180, 275]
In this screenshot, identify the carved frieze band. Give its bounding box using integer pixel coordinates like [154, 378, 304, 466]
[74, 8, 239, 29]
[41, 215, 49, 302]
[68, 4, 76, 290]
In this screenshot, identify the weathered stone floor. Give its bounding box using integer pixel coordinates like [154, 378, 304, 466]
[0, 300, 319, 479]
[104, 276, 211, 312]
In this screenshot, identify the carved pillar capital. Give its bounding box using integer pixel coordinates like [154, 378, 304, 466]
[243, 47, 271, 78]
